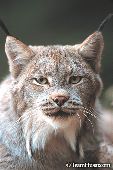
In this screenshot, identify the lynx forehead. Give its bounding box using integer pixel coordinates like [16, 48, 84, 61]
[26, 46, 94, 84]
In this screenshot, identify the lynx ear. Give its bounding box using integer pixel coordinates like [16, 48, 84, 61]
[78, 31, 104, 73]
[5, 36, 34, 78]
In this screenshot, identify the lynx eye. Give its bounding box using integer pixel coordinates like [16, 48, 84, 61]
[32, 77, 48, 85]
[69, 76, 82, 84]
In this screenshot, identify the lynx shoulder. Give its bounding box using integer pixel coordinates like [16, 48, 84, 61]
[0, 31, 110, 170]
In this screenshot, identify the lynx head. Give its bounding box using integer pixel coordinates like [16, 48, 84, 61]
[5, 31, 104, 158]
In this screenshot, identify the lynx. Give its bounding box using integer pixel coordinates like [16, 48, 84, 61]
[0, 28, 112, 169]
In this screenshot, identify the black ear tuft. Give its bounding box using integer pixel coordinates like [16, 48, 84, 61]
[98, 13, 113, 32]
[0, 19, 10, 36]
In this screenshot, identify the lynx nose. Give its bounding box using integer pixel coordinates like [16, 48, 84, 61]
[51, 95, 69, 107]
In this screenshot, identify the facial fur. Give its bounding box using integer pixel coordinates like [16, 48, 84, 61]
[2, 32, 104, 160]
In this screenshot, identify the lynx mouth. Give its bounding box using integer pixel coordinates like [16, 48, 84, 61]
[47, 110, 76, 118]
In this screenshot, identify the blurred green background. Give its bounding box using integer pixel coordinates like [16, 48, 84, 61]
[0, 0, 113, 107]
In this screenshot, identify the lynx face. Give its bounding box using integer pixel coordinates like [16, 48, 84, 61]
[5, 32, 104, 158]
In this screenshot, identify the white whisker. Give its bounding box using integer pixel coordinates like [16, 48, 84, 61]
[81, 106, 100, 120]
[82, 111, 95, 134]
[77, 113, 81, 128]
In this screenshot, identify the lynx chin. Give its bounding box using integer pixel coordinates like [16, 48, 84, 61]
[0, 31, 111, 170]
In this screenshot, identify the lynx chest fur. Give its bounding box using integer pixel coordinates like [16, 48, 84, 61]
[0, 32, 104, 170]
